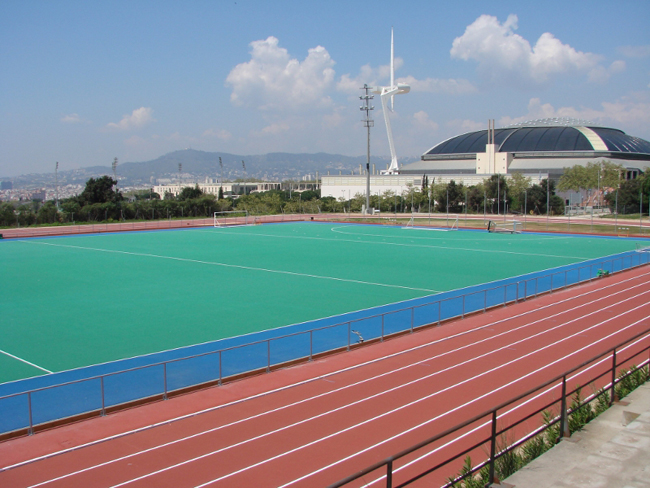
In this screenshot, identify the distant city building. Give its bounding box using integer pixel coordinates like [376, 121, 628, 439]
[153, 178, 282, 198]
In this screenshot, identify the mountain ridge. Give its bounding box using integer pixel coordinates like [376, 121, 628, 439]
[2, 149, 420, 188]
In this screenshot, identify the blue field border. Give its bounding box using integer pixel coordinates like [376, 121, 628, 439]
[0, 226, 648, 435]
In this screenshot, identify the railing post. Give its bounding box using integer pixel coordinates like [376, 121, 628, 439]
[564, 270, 567, 289]
[503, 285, 506, 307]
[560, 375, 570, 439]
[218, 351, 222, 386]
[309, 330, 313, 361]
[515, 282, 519, 303]
[488, 410, 499, 485]
[410, 307, 414, 333]
[523, 280, 526, 300]
[438, 301, 441, 325]
[27, 392, 34, 435]
[163, 363, 168, 400]
[610, 348, 618, 405]
[100, 376, 106, 416]
[266, 340, 271, 373]
[550, 273, 554, 292]
[381, 315, 385, 342]
[483, 290, 487, 312]
[347, 323, 351, 351]
[387, 460, 393, 488]
[462, 295, 465, 318]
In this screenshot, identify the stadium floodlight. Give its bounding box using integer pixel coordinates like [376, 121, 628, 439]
[360, 84, 374, 214]
[372, 28, 410, 175]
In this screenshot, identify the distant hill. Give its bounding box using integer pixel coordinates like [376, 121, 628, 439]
[3, 150, 421, 189]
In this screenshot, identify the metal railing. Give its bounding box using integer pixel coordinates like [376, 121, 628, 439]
[328, 327, 650, 487]
[1, 250, 649, 436]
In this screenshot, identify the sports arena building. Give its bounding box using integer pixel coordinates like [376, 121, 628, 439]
[321, 118, 650, 200]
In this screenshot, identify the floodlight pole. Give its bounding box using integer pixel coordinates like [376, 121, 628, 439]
[360, 84, 374, 214]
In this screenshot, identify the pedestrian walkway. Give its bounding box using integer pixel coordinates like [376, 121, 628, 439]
[504, 383, 650, 487]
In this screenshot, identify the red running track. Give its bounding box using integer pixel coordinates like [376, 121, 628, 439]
[1, 266, 650, 487]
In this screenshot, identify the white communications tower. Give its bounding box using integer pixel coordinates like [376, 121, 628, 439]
[373, 28, 410, 175]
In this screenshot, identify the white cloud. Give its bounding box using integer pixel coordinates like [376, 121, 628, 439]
[396, 75, 477, 95]
[450, 14, 609, 85]
[618, 45, 650, 58]
[106, 107, 155, 131]
[588, 60, 626, 84]
[256, 122, 290, 136]
[202, 128, 233, 141]
[124, 135, 146, 147]
[412, 111, 439, 132]
[446, 119, 486, 134]
[499, 95, 650, 130]
[336, 58, 404, 94]
[226, 36, 336, 111]
[61, 113, 83, 124]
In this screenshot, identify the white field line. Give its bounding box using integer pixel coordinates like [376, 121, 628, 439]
[276, 310, 650, 488]
[17, 240, 439, 293]
[51, 290, 650, 487]
[4, 270, 649, 476]
[196, 224, 597, 260]
[329, 227, 591, 260]
[0, 349, 52, 374]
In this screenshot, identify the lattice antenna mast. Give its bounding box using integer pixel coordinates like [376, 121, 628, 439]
[112, 157, 118, 190]
[373, 27, 410, 175]
[55, 161, 59, 210]
[360, 84, 374, 214]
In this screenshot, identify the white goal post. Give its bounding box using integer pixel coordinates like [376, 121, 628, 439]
[487, 220, 523, 234]
[213, 210, 250, 227]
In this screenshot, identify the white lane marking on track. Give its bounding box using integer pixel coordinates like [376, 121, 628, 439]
[0, 349, 52, 373]
[4, 270, 649, 476]
[17, 240, 439, 293]
[377, 335, 650, 487]
[276, 310, 650, 488]
[98, 292, 650, 487]
[94, 289, 650, 487]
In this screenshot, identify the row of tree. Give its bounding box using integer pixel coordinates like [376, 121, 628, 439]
[2, 164, 649, 228]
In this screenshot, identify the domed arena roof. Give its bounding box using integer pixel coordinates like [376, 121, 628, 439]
[423, 118, 650, 159]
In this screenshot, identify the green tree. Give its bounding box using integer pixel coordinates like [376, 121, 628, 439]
[558, 164, 590, 192]
[467, 183, 485, 214]
[16, 204, 36, 226]
[78, 176, 122, 205]
[177, 185, 203, 201]
[604, 176, 648, 214]
[484, 175, 510, 214]
[508, 173, 532, 213]
[36, 201, 60, 224]
[0, 202, 16, 227]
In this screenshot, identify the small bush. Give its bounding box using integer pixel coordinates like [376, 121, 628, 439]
[446, 456, 488, 488]
[592, 387, 610, 416]
[495, 436, 523, 480]
[542, 410, 560, 446]
[568, 387, 595, 433]
[521, 434, 548, 462]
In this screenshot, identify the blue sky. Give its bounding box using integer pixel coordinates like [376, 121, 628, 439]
[1, 0, 649, 177]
